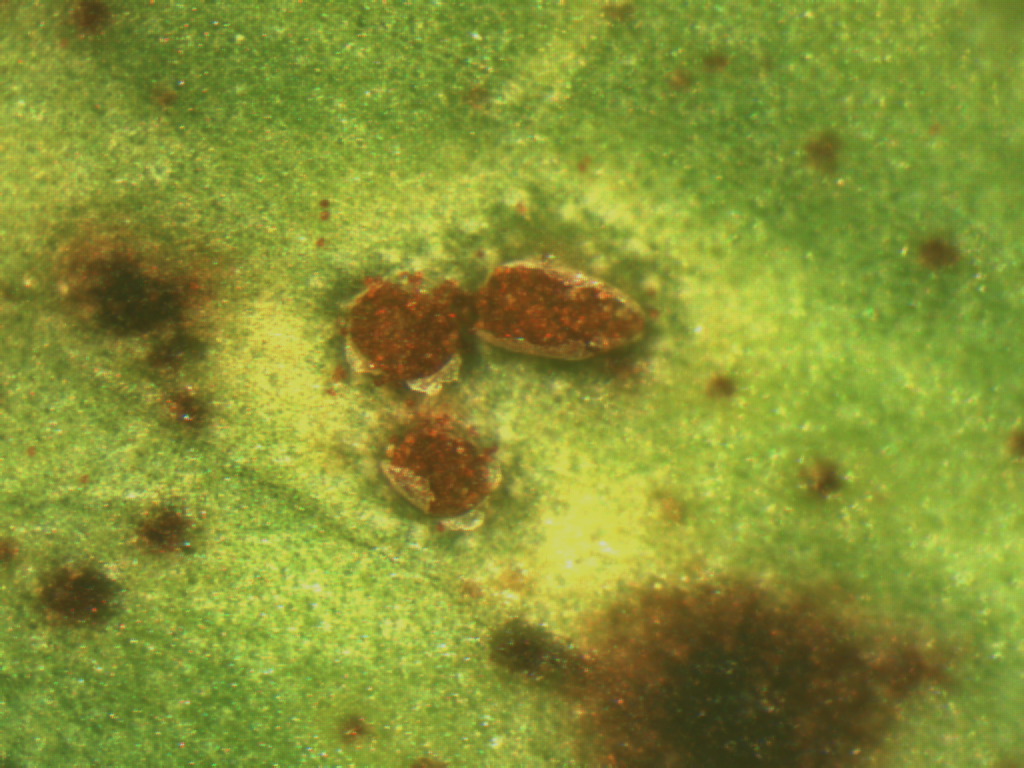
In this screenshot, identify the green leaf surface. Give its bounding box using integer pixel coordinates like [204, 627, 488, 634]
[2, 0, 1022, 765]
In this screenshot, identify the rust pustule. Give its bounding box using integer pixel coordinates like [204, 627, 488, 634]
[381, 416, 500, 523]
[475, 262, 645, 360]
[347, 276, 469, 394]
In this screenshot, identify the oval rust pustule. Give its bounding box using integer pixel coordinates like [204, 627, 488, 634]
[475, 262, 646, 360]
[381, 415, 501, 525]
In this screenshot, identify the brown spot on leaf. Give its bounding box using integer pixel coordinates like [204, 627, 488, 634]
[703, 51, 730, 71]
[136, 504, 196, 554]
[39, 564, 120, 625]
[70, 0, 112, 36]
[667, 68, 694, 91]
[706, 373, 737, 398]
[0, 538, 19, 564]
[804, 131, 843, 174]
[1007, 429, 1024, 459]
[601, 3, 635, 23]
[803, 458, 844, 498]
[919, 237, 960, 270]
[578, 581, 944, 768]
[489, 618, 586, 684]
[337, 714, 373, 745]
[166, 386, 208, 428]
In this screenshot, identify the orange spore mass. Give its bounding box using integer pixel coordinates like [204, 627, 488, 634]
[348, 279, 462, 384]
[475, 263, 645, 359]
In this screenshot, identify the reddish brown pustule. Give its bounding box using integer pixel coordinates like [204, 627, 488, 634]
[348, 277, 464, 385]
[475, 263, 645, 360]
[383, 416, 498, 518]
[577, 581, 944, 768]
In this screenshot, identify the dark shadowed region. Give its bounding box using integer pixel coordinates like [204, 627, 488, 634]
[578, 581, 943, 768]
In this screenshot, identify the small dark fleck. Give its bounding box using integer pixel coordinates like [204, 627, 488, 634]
[602, 3, 635, 23]
[166, 386, 207, 427]
[0, 537, 19, 564]
[919, 237, 960, 270]
[1008, 429, 1024, 459]
[151, 84, 179, 108]
[338, 714, 372, 744]
[146, 331, 206, 371]
[804, 131, 842, 174]
[319, 199, 331, 209]
[410, 759, 447, 768]
[136, 504, 196, 554]
[461, 84, 491, 111]
[667, 68, 693, 91]
[706, 373, 736, 398]
[39, 564, 119, 625]
[489, 618, 584, 684]
[803, 458, 844, 498]
[703, 51, 730, 71]
[71, 0, 112, 36]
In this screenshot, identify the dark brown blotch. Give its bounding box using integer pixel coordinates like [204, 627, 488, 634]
[38, 564, 120, 625]
[579, 581, 944, 768]
[489, 618, 585, 685]
[146, 331, 207, 371]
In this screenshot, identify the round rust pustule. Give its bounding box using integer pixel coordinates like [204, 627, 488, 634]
[382, 416, 501, 523]
[347, 276, 470, 394]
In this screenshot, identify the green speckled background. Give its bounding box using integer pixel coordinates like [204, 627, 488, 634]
[1, 0, 1022, 765]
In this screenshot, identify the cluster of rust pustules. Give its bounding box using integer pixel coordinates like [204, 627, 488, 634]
[344, 261, 647, 530]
